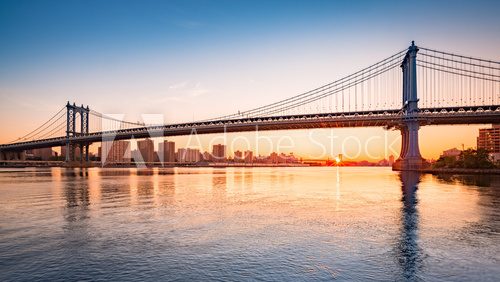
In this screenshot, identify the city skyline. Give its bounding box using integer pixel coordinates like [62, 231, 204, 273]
[30, 121, 498, 166]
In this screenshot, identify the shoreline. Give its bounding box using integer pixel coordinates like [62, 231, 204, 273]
[0, 161, 311, 168]
[418, 168, 500, 175]
[1, 162, 499, 175]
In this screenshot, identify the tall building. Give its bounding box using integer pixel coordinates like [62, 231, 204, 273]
[131, 149, 142, 162]
[477, 124, 500, 152]
[137, 138, 155, 163]
[388, 155, 395, 165]
[177, 148, 201, 163]
[159, 141, 176, 163]
[234, 150, 243, 162]
[244, 150, 253, 163]
[202, 151, 211, 162]
[269, 152, 279, 164]
[477, 124, 500, 161]
[101, 140, 130, 163]
[32, 148, 54, 161]
[212, 144, 226, 161]
[60, 145, 80, 160]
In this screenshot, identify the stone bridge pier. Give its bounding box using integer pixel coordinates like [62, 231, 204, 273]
[392, 121, 428, 171]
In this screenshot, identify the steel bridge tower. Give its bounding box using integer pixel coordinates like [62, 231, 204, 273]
[393, 41, 428, 170]
[65, 102, 90, 164]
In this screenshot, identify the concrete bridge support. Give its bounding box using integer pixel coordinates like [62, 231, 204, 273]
[393, 121, 428, 171]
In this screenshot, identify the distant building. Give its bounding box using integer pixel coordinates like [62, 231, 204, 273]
[32, 148, 54, 161]
[159, 141, 176, 163]
[101, 140, 130, 163]
[269, 152, 279, 164]
[234, 150, 243, 162]
[477, 124, 500, 161]
[137, 138, 155, 162]
[388, 155, 395, 165]
[278, 152, 298, 164]
[244, 150, 253, 163]
[441, 148, 462, 160]
[212, 144, 226, 161]
[60, 145, 80, 160]
[254, 155, 267, 163]
[177, 148, 201, 163]
[202, 151, 211, 162]
[131, 149, 142, 162]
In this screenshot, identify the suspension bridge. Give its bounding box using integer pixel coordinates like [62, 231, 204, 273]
[1, 41, 499, 170]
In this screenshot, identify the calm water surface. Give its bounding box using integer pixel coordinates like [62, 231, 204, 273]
[0, 167, 499, 281]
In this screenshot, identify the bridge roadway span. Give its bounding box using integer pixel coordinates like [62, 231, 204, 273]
[1, 105, 499, 152]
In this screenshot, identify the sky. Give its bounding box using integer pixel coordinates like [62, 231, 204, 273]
[0, 0, 499, 160]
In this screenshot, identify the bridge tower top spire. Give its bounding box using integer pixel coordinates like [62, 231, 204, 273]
[401, 40, 419, 113]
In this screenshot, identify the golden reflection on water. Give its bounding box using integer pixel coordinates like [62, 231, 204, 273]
[1, 167, 498, 280]
[129, 168, 139, 206]
[8, 167, 494, 233]
[336, 166, 340, 211]
[87, 168, 101, 206]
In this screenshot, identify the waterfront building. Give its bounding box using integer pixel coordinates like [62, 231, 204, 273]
[244, 150, 253, 163]
[212, 144, 226, 161]
[388, 155, 395, 165]
[202, 151, 211, 162]
[177, 148, 201, 163]
[477, 124, 500, 161]
[60, 145, 80, 160]
[101, 140, 130, 163]
[159, 141, 176, 163]
[32, 148, 54, 161]
[234, 150, 243, 162]
[131, 149, 142, 162]
[269, 152, 279, 164]
[137, 138, 155, 163]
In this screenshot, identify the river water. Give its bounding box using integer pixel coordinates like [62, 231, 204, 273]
[0, 167, 499, 281]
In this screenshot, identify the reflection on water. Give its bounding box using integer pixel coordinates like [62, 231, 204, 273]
[397, 171, 423, 281]
[435, 173, 500, 187]
[0, 167, 499, 281]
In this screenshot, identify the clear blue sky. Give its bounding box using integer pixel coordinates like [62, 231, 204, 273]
[0, 0, 499, 158]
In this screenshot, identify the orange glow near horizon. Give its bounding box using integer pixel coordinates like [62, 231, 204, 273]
[0, 123, 489, 162]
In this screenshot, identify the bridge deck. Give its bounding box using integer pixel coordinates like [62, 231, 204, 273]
[1, 106, 499, 151]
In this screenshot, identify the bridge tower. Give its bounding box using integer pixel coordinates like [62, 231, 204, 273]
[393, 41, 428, 171]
[65, 102, 90, 165]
